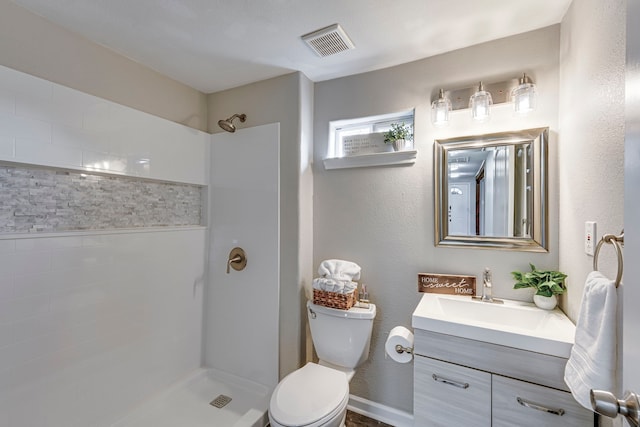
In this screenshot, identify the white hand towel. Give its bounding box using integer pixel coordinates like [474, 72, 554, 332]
[564, 271, 618, 410]
[318, 259, 361, 281]
[312, 278, 358, 294]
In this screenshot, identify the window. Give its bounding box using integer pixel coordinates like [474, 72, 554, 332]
[328, 110, 414, 158]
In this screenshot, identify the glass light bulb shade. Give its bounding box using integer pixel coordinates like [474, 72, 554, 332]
[470, 90, 492, 122]
[512, 83, 536, 114]
[431, 96, 452, 126]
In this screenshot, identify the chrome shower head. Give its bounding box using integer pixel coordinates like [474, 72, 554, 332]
[218, 113, 246, 133]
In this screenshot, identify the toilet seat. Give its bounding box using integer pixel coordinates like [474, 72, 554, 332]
[269, 362, 349, 426]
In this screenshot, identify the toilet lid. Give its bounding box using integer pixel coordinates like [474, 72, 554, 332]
[270, 363, 349, 426]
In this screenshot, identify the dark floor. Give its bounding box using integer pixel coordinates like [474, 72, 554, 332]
[345, 410, 394, 427]
[266, 410, 393, 427]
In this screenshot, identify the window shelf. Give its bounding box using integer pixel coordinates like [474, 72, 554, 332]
[323, 150, 417, 170]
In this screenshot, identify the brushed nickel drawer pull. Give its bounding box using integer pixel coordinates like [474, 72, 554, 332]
[432, 374, 469, 389]
[517, 396, 565, 416]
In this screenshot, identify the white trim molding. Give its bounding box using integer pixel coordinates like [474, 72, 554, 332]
[348, 394, 414, 427]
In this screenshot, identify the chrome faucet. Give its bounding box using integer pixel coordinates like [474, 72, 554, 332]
[481, 267, 493, 302]
[472, 268, 503, 304]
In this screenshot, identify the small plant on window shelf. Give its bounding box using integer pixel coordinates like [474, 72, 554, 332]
[383, 122, 413, 144]
[512, 263, 567, 297]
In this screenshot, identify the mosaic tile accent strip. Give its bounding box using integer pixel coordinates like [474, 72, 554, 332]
[0, 165, 203, 233]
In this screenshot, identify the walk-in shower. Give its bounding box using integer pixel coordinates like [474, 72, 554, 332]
[218, 113, 247, 132]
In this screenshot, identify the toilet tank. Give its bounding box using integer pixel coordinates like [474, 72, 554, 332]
[307, 300, 376, 369]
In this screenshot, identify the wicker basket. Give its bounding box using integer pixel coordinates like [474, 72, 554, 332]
[313, 288, 357, 310]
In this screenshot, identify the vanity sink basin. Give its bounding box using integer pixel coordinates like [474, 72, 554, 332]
[412, 293, 576, 358]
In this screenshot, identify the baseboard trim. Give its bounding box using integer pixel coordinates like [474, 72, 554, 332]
[348, 394, 413, 427]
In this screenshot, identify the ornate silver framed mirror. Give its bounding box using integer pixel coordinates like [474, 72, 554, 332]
[434, 127, 548, 251]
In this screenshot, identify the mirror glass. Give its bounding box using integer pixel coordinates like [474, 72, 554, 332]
[434, 128, 548, 251]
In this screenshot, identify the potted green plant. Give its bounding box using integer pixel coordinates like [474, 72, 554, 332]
[512, 263, 567, 310]
[383, 122, 413, 151]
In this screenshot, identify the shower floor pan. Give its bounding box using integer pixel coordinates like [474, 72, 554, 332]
[112, 368, 270, 427]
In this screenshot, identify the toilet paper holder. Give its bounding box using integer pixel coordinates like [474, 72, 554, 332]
[395, 344, 413, 355]
[386, 326, 414, 363]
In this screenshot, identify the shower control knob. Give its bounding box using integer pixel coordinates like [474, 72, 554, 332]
[226, 247, 247, 274]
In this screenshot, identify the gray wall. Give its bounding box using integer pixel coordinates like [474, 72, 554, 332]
[207, 72, 314, 380]
[313, 26, 560, 413]
[558, 0, 625, 320]
[559, 4, 625, 423]
[0, 0, 207, 131]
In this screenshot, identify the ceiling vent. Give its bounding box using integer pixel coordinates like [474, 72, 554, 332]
[301, 24, 355, 57]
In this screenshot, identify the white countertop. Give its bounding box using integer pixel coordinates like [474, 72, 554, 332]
[412, 293, 576, 358]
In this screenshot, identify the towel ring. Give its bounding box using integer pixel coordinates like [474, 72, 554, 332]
[593, 230, 624, 288]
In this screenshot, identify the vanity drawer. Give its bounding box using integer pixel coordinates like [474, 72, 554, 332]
[492, 375, 593, 427]
[414, 355, 491, 427]
[414, 329, 569, 391]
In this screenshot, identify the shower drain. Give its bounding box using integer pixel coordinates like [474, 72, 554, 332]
[210, 394, 232, 408]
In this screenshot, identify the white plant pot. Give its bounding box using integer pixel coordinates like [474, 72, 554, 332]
[392, 139, 406, 151]
[533, 294, 557, 310]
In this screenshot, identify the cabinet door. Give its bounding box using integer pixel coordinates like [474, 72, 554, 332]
[414, 356, 491, 427]
[492, 375, 594, 427]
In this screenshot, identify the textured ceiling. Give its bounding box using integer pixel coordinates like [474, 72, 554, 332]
[12, 0, 572, 93]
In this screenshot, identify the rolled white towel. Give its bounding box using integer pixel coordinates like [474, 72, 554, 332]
[312, 277, 358, 294]
[318, 259, 361, 281]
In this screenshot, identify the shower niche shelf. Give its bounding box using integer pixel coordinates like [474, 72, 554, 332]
[323, 150, 417, 170]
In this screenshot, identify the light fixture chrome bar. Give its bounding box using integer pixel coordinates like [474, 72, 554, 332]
[432, 78, 522, 111]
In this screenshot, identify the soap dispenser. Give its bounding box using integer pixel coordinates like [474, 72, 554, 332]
[359, 284, 370, 308]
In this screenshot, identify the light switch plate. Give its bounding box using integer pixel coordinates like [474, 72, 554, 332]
[585, 221, 597, 256]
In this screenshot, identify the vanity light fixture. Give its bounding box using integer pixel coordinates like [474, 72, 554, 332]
[430, 73, 537, 125]
[431, 89, 452, 126]
[512, 73, 536, 115]
[469, 81, 492, 122]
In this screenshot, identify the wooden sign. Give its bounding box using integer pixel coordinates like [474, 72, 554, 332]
[418, 273, 476, 296]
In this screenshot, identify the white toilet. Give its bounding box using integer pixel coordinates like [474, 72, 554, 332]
[268, 300, 376, 427]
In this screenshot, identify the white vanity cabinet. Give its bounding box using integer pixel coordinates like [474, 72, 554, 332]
[413, 329, 594, 427]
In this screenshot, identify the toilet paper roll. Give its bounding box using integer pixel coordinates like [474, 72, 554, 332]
[385, 326, 414, 363]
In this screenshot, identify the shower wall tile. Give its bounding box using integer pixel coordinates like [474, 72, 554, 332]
[0, 65, 209, 426]
[15, 138, 84, 168]
[0, 228, 206, 427]
[7, 249, 52, 275]
[0, 293, 51, 323]
[0, 165, 203, 233]
[14, 235, 83, 252]
[52, 123, 112, 153]
[0, 323, 10, 348]
[0, 237, 14, 253]
[81, 149, 129, 173]
[0, 93, 14, 114]
[0, 65, 210, 185]
[0, 63, 49, 96]
[0, 136, 13, 158]
[0, 112, 51, 142]
[0, 277, 12, 301]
